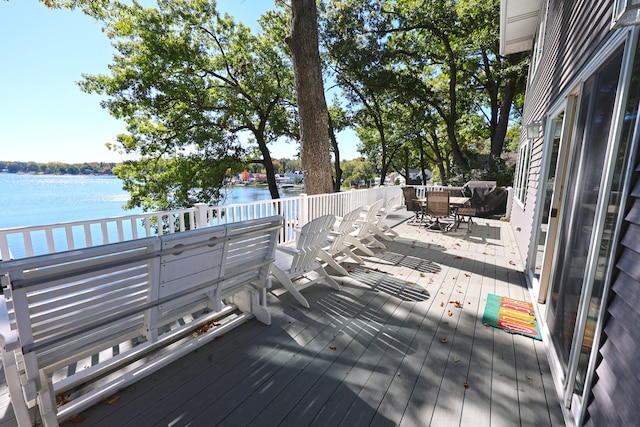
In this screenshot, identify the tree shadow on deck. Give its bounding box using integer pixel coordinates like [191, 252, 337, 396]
[345, 265, 431, 302]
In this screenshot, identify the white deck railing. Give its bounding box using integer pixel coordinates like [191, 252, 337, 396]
[0, 184, 514, 261]
[0, 186, 406, 261]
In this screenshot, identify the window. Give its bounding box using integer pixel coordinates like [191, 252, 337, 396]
[514, 141, 532, 206]
[612, 0, 640, 28]
[530, 3, 548, 77]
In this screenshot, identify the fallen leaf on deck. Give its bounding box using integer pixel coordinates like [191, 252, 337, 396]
[440, 302, 444, 307]
[449, 300, 463, 308]
[440, 337, 447, 343]
[61, 415, 87, 425]
[108, 395, 120, 405]
[463, 381, 469, 388]
[329, 345, 337, 350]
[452, 356, 460, 362]
[56, 393, 69, 407]
[464, 273, 471, 277]
[347, 269, 354, 273]
[420, 273, 425, 278]
[509, 260, 516, 265]
[447, 310, 453, 316]
[455, 256, 463, 259]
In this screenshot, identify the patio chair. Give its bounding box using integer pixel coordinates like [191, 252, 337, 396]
[371, 194, 402, 239]
[317, 206, 365, 275]
[345, 199, 387, 255]
[424, 191, 454, 231]
[401, 186, 422, 225]
[270, 214, 340, 308]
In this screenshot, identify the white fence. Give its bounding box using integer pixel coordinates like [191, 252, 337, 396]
[0, 186, 405, 261]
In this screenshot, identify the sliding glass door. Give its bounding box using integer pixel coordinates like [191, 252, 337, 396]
[542, 33, 640, 424]
[546, 46, 624, 372]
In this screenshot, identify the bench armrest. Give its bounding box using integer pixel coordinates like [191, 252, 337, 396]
[0, 296, 18, 352]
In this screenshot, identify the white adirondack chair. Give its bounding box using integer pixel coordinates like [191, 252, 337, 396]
[344, 198, 387, 256]
[270, 214, 340, 308]
[317, 206, 365, 275]
[371, 194, 402, 239]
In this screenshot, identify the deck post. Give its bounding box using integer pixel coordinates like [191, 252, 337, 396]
[299, 193, 309, 227]
[505, 186, 514, 220]
[194, 203, 208, 229]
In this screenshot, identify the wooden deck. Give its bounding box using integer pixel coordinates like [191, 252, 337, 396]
[0, 213, 565, 426]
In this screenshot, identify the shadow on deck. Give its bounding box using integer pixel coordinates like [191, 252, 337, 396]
[0, 213, 565, 427]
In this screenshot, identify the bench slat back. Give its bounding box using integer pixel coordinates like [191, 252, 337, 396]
[0, 216, 283, 379]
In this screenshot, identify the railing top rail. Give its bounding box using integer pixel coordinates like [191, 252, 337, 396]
[0, 207, 197, 234]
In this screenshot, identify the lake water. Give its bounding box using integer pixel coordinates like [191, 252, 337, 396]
[0, 173, 285, 230]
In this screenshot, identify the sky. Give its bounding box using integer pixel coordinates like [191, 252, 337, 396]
[0, 0, 360, 164]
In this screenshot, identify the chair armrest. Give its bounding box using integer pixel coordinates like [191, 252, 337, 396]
[276, 245, 300, 255]
[0, 296, 18, 352]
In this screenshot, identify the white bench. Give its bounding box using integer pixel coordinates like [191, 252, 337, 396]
[0, 216, 283, 426]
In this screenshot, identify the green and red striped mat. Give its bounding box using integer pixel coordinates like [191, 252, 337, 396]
[482, 293, 541, 340]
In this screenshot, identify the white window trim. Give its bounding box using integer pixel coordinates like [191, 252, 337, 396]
[514, 140, 532, 207]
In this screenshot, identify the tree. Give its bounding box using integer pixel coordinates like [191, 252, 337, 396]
[285, 0, 333, 195]
[323, 0, 527, 182]
[79, 1, 297, 211]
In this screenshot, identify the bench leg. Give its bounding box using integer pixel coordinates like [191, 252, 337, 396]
[1, 350, 34, 427]
[37, 373, 59, 427]
[232, 289, 271, 325]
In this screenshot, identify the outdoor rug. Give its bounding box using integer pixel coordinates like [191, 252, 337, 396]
[482, 293, 541, 340]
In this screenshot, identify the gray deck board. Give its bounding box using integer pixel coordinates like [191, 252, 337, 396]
[0, 213, 565, 426]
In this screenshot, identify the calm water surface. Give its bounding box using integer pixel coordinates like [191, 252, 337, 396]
[0, 173, 283, 230]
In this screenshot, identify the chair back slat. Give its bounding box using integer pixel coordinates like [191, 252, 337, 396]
[426, 191, 450, 217]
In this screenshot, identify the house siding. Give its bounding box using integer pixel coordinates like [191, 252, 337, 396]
[510, 0, 614, 263]
[585, 167, 640, 426]
[510, 1, 640, 426]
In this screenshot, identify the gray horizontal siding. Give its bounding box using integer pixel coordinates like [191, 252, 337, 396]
[511, 0, 615, 261]
[586, 163, 640, 426]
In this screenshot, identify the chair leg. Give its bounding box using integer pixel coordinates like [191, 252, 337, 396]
[344, 235, 376, 256]
[270, 265, 310, 308]
[317, 250, 350, 276]
[370, 226, 394, 241]
[316, 266, 341, 290]
[340, 246, 365, 265]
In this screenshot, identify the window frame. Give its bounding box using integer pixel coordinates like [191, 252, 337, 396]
[514, 140, 532, 207]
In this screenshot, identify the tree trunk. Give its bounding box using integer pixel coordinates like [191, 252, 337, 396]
[491, 77, 517, 157]
[255, 131, 280, 199]
[286, 0, 333, 195]
[328, 115, 343, 192]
